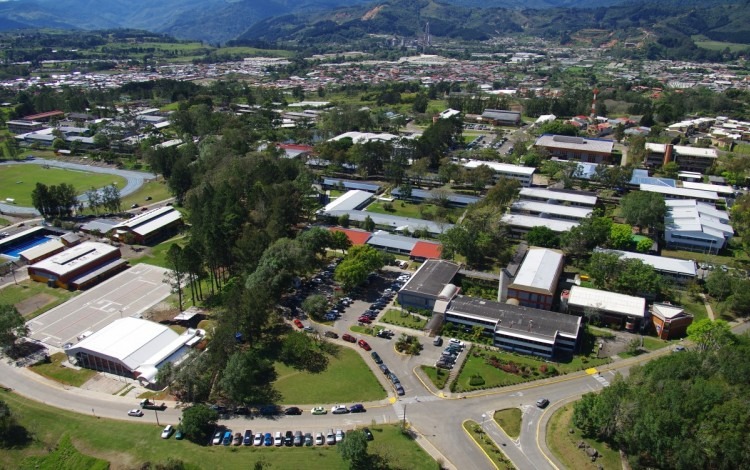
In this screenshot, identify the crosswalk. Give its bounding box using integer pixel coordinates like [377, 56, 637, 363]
[593, 373, 610, 387]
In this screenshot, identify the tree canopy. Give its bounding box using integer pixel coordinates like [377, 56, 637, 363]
[620, 191, 666, 231]
[180, 404, 219, 444]
[0, 304, 28, 352]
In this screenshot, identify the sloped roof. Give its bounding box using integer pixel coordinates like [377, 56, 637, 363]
[410, 241, 442, 259]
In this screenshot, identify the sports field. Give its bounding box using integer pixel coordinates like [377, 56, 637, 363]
[0, 164, 127, 206]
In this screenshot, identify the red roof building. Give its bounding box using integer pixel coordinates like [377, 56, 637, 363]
[410, 241, 442, 260]
[22, 110, 65, 122]
[328, 227, 371, 246]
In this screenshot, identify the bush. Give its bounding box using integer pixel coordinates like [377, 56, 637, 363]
[469, 374, 485, 386]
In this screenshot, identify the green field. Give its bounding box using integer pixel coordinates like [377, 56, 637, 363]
[379, 309, 427, 330]
[546, 403, 621, 470]
[420, 365, 449, 389]
[0, 279, 78, 319]
[0, 389, 434, 470]
[462, 420, 515, 470]
[692, 36, 750, 53]
[119, 179, 173, 209]
[273, 347, 386, 404]
[493, 408, 522, 439]
[130, 235, 186, 267]
[0, 164, 127, 207]
[365, 200, 461, 223]
[29, 352, 96, 387]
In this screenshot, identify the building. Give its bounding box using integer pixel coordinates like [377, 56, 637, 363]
[510, 200, 593, 221]
[441, 296, 582, 358]
[594, 248, 697, 284]
[328, 227, 371, 246]
[681, 181, 735, 197]
[503, 248, 564, 310]
[639, 184, 720, 204]
[18, 240, 65, 264]
[564, 285, 647, 331]
[321, 178, 381, 194]
[398, 259, 461, 311]
[410, 240, 442, 261]
[319, 190, 374, 213]
[7, 120, 44, 134]
[79, 219, 119, 236]
[110, 207, 183, 245]
[367, 231, 420, 256]
[501, 213, 579, 237]
[462, 160, 536, 187]
[650, 303, 693, 340]
[644, 143, 718, 173]
[664, 199, 733, 253]
[65, 317, 202, 387]
[27, 241, 127, 290]
[391, 187, 480, 208]
[22, 110, 64, 122]
[534, 134, 615, 164]
[518, 188, 597, 207]
[480, 109, 521, 126]
[322, 210, 453, 235]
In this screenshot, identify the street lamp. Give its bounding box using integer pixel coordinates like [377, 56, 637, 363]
[481, 413, 487, 434]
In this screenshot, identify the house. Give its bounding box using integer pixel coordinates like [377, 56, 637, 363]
[563, 285, 647, 331]
[534, 134, 615, 164]
[503, 248, 564, 310]
[650, 303, 693, 340]
[398, 259, 461, 311]
[664, 199, 733, 253]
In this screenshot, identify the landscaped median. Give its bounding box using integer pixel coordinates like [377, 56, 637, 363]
[462, 420, 516, 470]
[493, 409, 521, 440]
[419, 365, 449, 389]
[378, 309, 427, 330]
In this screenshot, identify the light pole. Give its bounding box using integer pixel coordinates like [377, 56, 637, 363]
[481, 413, 487, 435]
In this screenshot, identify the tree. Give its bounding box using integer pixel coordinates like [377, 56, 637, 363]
[31, 182, 52, 217]
[0, 304, 28, 352]
[0, 399, 29, 448]
[338, 213, 350, 228]
[85, 187, 102, 214]
[164, 244, 187, 311]
[180, 404, 219, 444]
[363, 215, 375, 232]
[302, 294, 328, 320]
[330, 230, 352, 254]
[705, 269, 734, 301]
[525, 226, 560, 248]
[337, 429, 369, 468]
[608, 223, 633, 249]
[335, 245, 384, 290]
[412, 93, 429, 113]
[483, 177, 520, 208]
[101, 183, 121, 213]
[280, 332, 328, 373]
[218, 350, 277, 405]
[659, 161, 680, 179]
[613, 123, 625, 143]
[620, 191, 666, 231]
[687, 319, 733, 352]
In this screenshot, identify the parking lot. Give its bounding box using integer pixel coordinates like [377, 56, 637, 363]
[27, 264, 172, 348]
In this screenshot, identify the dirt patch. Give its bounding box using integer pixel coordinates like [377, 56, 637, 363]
[362, 5, 383, 20]
[144, 301, 179, 323]
[17, 293, 56, 316]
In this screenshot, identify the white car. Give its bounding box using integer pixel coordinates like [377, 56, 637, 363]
[311, 406, 327, 415]
[127, 409, 143, 417]
[212, 430, 223, 445]
[274, 431, 283, 446]
[335, 429, 345, 443]
[315, 432, 324, 445]
[161, 425, 174, 439]
[326, 429, 336, 445]
[331, 404, 349, 414]
[449, 338, 465, 347]
[253, 432, 263, 446]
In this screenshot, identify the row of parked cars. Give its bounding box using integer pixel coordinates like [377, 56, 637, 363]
[435, 339, 465, 370]
[368, 349, 405, 396]
[212, 427, 374, 447]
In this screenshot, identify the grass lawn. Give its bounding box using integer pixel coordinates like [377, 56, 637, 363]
[692, 36, 750, 53]
[0, 280, 78, 319]
[21, 434, 109, 470]
[273, 347, 385, 404]
[379, 309, 427, 330]
[452, 346, 611, 393]
[0, 389, 433, 470]
[29, 352, 96, 387]
[462, 420, 515, 470]
[0, 164, 127, 207]
[661, 248, 746, 269]
[675, 290, 708, 322]
[493, 408, 522, 439]
[119, 179, 172, 208]
[546, 403, 621, 470]
[349, 325, 375, 336]
[420, 365, 449, 389]
[365, 200, 460, 223]
[129, 235, 186, 268]
[0, 216, 9, 226]
[641, 336, 672, 351]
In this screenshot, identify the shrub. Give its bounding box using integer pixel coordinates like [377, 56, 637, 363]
[469, 374, 485, 386]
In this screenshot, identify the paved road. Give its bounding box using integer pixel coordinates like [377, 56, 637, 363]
[0, 159, 156, 215]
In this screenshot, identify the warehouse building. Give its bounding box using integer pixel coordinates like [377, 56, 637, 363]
[65, 317, 203, 387]
[110, 206, 183, 245]
[27, 241, 127, 290]
[563, 285, 647, 331]
[503, 248, 564, 310]
[19, 239, 65, 264]
[318, 190, 374, 213]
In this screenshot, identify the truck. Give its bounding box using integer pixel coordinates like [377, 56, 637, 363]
[140, 399, 167, 410]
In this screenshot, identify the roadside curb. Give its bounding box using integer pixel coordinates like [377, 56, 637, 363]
[461, 419, 501, 470]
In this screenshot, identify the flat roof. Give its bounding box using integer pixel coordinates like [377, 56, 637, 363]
[321, 190, 373, 212]
[519, 187, 597, 206]
[19, 239, 64, 261]
[568, 285, 646, 317]
[595, 248, 697, 277]
[325, 210, 453, 235]
[681, 181, 735, 195]
[535, 134, 614, 154]
[29, 242, 119, 277]
[447, 296, 581, 339]
[392, 187, 481, 206]
[329, 131, 401, 144]
[322, 178, 381, 193]
[511, 200, 593, 219]
[0, 226, 47, 251]
[112, 206, 175, 230]
[367, 231, 418, 252]
[510, 248, 563, 295]
[400, 259, 461, 298]
[674, 145, 718, 159]
[80, 219, 118, 233]
[70, 258, 128, 286]
[502, 213, 579, 232]
[640, 184, 720, 201]
[463, 160, 536, 176]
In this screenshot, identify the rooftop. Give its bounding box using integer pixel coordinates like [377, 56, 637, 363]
[29, 242, 119, 277]
[322, 178, 381, 193]
[463, 160, 536, 175]
[19, 239, 64, 261]
[519, 187, 598, 206]
[595, 248, 697, 277]
[511, 200, 593, 219]
[391, 187, 481, 206]
[501, 213, 579, 232]
[410, 240, 442, 259]
[320, 190, 373, 212]
[567, 285, 646, 317]
[325, 210, 453, 235]
[367, 230, 418, 252]
[400, 259, 461, 298]
[328, 227, 371, 245]
[510, 248, 564, 295]
[639, 184, 720, 201]
[535, 134, 614, 154]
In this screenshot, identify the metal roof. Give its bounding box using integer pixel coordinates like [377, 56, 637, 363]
[640, 184, 720, 201]
[501, 213, 579, 232]
[367, 231, 418, 252]
[29, 242, 119, 277]
[510, 248, 564, 294]
[321, 190, 374, 212]
[568, 285, 646, 317]
[131, 210, 182, 237]
[325, 210, 453, 235]
[535, 134, 614, 154]
[463, 160, 536, 176]
[18, 239, 64, 262]
[392, 187, 481, 206]
[511, 200, 593, 219]
[519, 187, 597, 206]
[681, 181, 735, 195]
[595, 248, 697, 277]
[629, 169, 677, 187]
[322, 178, 381, 193]
[400, 259, 461, 297]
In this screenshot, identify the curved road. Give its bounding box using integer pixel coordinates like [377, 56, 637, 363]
[0, 158, 156, 215]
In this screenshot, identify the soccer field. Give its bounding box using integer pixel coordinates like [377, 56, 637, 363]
[0, 164, 127, 206]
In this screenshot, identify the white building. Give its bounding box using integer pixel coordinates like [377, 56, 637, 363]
[595, 248, 697, 283]
[319, 190, 374, 213]
[462, 160, 536, 187]
[664, 199, 733, 253]
[639, 184, 720, 203]
[565, 285, 646, 331]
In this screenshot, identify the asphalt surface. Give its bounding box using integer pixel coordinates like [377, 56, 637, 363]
[0, 158, 155, 215]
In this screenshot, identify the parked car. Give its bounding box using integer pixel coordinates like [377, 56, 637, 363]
[357, 316, 372, 324]
[358, 339, 371, 351]
[449, 338, 465, 348]
[370, 351, 382, 364]
[260, 405, 278, 416]
[379, 363, 390, 374]
[284, 406, 302, 415]
[331, 404, 349, 414]
[264, 433, 273, 446]
[388, 372, 400, 384]
[212, 430, 223, 445]
[175, 429, 183, 440]
[311, 406, 327, 415]
[349, 404, 366, 413]
[293, 430, 303, 446]
[303, 326, 316, 333]
[335, 429, 345, 443]
[253, 433, 263, 446]
[304, 432, 313, 446]
[284, 430, 294, 446]
[326, 429, 336, 445]
[395, 384, 405, 396]
[536, 398, 550, 409]
[293, 319, 304, 329]
[233, 432, 242, 445]
[222, 430, 232, 445]
[363, 427, 374, 441]
[127, 409, 143, 417]
[342, 333, 356, 343]
[161, 425, 174, 439]
[324, 331, 339, 339]
[315, 432, 325, 446]
[433, 336, 443, 346]
[243, 429, 253, 445]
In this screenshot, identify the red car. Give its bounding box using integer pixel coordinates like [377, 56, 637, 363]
[342, 333, 356, 343]
[293, 319, 304, 329]
[357, 316, 372, 324]
[358, 339, 371, 351]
